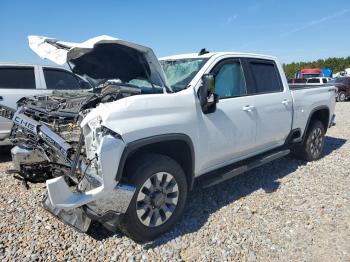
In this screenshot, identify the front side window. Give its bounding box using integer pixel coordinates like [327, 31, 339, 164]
[43, 68, 80, 90]
[160, 58, 208, 92]
[214, 62, 247, 98]
[249, 61, 283, 93]
[0, 67, 35, 89]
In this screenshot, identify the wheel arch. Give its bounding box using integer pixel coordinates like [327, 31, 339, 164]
[116, 134, 195, 190]
[302, 106, 330, 140]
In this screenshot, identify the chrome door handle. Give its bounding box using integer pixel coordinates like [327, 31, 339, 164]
[242, 105, 255, 111]
[0, 96, 3, 101]
[282, 99, 290, 105]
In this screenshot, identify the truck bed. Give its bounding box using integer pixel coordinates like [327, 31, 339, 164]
[290, 84, 336, 136]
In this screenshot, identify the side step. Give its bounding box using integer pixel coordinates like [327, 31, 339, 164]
[200, 149, 290, 188]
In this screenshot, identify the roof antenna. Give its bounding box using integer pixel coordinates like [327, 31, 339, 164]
[198, 48, 209, 56]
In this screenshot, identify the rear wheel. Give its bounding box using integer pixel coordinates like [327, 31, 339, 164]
[292, 120, 325, 161]
[119, 154, 188, 242]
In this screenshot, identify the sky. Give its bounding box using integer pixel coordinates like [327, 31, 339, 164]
[0, 0, 349, 65]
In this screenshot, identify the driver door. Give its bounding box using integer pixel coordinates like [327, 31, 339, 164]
[198, 58, 257, 172]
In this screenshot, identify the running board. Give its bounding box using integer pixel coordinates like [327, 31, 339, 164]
[200, 149, 290, 188]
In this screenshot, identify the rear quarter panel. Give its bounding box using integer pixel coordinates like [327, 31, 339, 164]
[291, 85, 336, 136]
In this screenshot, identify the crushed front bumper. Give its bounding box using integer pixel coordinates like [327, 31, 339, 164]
[42, 182, 135, 232]
[43, 134, 136, 232]
[8, 106, 136, 232]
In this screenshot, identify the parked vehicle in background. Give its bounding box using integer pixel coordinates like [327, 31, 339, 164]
[295, 68, 322, 79]
[333, 68, 350, 78]
[306, 77, 331, 85]
[329, 77, 350, 102]
[0, 35, 337, 242]
[0, 63, 92, 141]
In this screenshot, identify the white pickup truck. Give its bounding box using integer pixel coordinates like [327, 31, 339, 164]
[0, 63, 91, 141]
[0, 35, 336, 242]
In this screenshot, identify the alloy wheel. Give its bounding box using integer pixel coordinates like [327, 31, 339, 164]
[310, 127, 323, 158]
[339, 93, 346, 102]
[136, 172, 179, 227]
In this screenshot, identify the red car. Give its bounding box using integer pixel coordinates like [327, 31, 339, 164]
[329, 77, 350, 102]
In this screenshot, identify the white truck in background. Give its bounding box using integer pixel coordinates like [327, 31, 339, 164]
[0, 64, 91, 141]
[306, 77, 332, 85]
[0, 35, 336, 242]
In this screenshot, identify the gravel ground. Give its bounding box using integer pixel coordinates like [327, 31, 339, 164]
[0, 103, 349, 261]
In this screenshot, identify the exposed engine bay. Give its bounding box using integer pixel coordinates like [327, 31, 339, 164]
[1, 85, 140, 184]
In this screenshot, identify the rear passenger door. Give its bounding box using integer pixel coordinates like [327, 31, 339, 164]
[42, 67, 81, 90]
[0, 66, 49, 139]
[244, 59, 293, 151]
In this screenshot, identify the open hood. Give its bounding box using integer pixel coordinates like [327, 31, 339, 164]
[28, 35, 168, 88]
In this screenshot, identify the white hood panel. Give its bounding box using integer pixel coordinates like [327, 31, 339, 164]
[28, 35, 168, 87]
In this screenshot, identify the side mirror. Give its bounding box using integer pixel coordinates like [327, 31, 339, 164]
[198, 74, 218, 114]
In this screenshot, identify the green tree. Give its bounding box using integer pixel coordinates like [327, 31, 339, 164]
[283, 56, 350, 78]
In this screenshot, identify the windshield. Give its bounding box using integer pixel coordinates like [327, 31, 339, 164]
[160, 58, 208, 91]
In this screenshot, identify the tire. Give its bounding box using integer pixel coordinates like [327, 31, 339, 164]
[119, 153, 188, 242]
[292, 120, 325, 161]
[338, 92, 346, 102]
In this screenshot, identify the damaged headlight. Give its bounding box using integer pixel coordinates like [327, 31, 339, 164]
[88, 116, 102, 130]
[82, 115, 122, 180]
[88, 116, 121, 141]
[100, 126, 121, 139]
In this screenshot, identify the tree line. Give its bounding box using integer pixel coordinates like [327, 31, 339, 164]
[283, 56, 350, 78]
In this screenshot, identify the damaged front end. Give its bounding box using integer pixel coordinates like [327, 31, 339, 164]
[0, 35, 170, 233]
[1, 88, 137, 232]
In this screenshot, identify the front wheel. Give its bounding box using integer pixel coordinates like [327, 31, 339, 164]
[119, 154, 188, 242]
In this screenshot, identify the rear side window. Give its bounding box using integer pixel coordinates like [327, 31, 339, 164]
[249, 61, 283, 93]
[0, 67, 36, 89]
[43, 68, 80, 90]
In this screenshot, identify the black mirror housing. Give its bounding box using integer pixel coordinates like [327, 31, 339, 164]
[198, 74, 218, 114]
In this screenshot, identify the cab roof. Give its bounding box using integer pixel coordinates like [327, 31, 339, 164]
[159, 52, 277, 61]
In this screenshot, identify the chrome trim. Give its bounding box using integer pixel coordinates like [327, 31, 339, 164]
[42, 194, 91, 232]
[12, 112, 72, 157]
[12, 112, 38, 134]
[39, 125, 72, 157]
[86, 184, 136, 215]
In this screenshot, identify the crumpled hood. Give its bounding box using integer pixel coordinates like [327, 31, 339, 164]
[28, 35, 168, 88]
